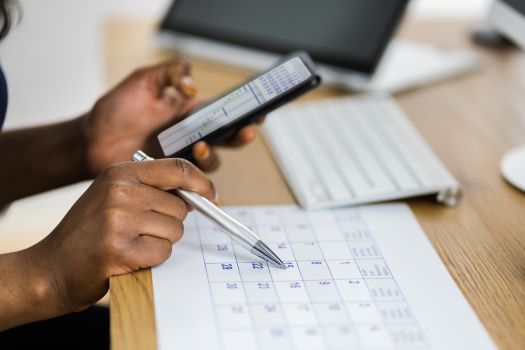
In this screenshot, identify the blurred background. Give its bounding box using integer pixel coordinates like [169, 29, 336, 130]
[0, 0, 492, 129]
[0, 0, 495, 253]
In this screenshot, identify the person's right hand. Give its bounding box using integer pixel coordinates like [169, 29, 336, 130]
[26, 158, 216, 315]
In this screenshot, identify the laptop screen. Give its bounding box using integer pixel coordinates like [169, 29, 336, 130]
[159, 0, 409, 74]
[501, 0, 525, 17]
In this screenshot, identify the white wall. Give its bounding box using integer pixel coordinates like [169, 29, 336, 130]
[0, 0, 173, 129]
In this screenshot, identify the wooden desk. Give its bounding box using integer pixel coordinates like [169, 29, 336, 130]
[108, 19, 525, 350]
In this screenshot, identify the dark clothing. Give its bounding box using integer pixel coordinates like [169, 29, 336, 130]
[0, 306, 110, 349]
[0, 65, 7, 130]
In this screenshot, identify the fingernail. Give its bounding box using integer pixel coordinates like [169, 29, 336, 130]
[162, 86, 178, 103]
[196, 142, 210, 159]
[245, 129, 256, 141]
[181, 76, 197, 97]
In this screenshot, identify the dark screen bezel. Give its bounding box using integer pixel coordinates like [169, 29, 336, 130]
[159, 0, 409, 74]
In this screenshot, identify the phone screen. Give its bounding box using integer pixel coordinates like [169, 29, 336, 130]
[158, 56, 313, 156]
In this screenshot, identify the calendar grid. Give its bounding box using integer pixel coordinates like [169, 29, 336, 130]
[265, 251, 295, 349]
[230, 231, 261, 350]
[196, 207, 431, 350]
[335, 207, 429, 348]
[304, 209, 365, 349]
[277, 209, 329, 349]
[337, 207, 390, 348]
[259, 209, 296, 350]
[196, 218, 226, 350]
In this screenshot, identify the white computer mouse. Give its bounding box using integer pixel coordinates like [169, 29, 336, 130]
[500, 144, 525, 192]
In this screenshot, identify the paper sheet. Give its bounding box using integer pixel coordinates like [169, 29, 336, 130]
[152, 204, 495, 350]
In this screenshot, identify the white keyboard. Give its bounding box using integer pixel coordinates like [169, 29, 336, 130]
[262, 95, 461, 209]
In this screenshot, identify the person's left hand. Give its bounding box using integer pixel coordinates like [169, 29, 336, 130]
[82, 58, 259, 176]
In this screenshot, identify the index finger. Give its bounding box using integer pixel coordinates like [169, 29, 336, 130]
[157, 59, 196, 98]
[111, 158, 217, 202]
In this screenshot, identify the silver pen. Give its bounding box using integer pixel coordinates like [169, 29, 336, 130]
[132, 150, 285, 268]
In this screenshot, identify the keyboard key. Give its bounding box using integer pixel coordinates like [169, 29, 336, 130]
[331, 103, 396, 193]
[263, 95, 458, 208]
[307, 105, 372, 197]
[347, 102, 419, 190]
[266, 117, 329, 203]
[291, 111, 352, 201]
[375, 99, 436, 187]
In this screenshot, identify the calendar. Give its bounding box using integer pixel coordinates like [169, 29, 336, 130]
[152, 204, 495, 350]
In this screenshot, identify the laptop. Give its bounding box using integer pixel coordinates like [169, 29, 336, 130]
[156, 0, 478, 93]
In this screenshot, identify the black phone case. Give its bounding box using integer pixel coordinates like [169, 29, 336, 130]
[159, 51, 321, 160]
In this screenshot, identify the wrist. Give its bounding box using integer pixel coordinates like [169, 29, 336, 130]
[24, 243, 73, 310]
[66, 115, 92, 179]
[79, 110, 103, 178]
[29, 116, 92, 184]
[0, 116, 91, 205]
[0, 246, 69, 330]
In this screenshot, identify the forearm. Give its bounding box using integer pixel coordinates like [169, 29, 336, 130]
[0, 116, 90, 206]
[0, 246, 66, 331]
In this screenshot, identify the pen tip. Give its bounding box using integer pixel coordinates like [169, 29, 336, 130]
[251, 240, 285, 269]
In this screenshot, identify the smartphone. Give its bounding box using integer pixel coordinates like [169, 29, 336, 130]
[157, 51, 321, 159]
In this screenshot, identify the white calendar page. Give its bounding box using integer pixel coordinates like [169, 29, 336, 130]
[152, 204, 495, 350]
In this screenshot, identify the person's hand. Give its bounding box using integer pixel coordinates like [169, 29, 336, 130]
[26, 158, 216, 313]
[83, 58, 261, 175]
